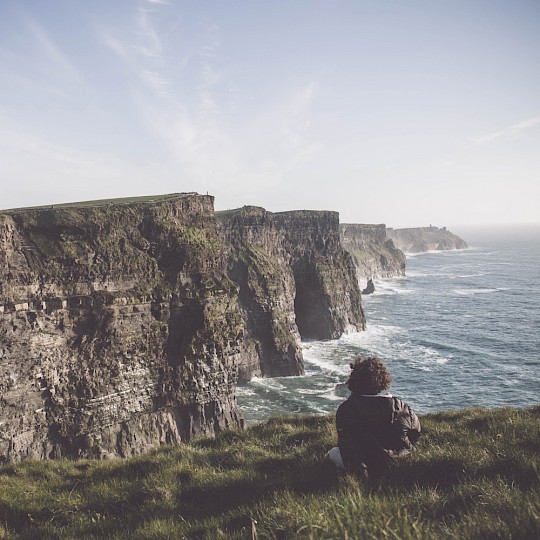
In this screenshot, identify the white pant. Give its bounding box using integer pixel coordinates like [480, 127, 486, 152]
[327, 447, 345, 470]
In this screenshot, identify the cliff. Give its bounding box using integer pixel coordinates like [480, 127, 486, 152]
[217, 207, 303, 383]
[217, 207, 365, 382]
[339, 223, 406, 282]
[386, 226, 468, 253]
[0, 195, 366, 461]
[274, 211, 365, 340]
[0, 194, 244, 461]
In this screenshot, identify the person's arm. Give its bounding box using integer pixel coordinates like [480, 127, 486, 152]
[336, 401, 365, 476]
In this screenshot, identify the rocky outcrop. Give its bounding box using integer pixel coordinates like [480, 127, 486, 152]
[362, 278, 375, 295]
[386, 226, 468, 253]
[274, 211, 365, 340]
[0, 194, 244, 462]
[339, 223, 406, 282]
[217, 207, 303, 383]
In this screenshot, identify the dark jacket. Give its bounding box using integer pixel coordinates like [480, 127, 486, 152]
[336, 393, 421, 480]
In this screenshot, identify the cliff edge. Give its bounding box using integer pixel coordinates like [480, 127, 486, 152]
[274, 211, 365, 340]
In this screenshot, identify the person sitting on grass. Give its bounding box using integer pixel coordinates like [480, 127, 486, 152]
[328, 355, 421, 484]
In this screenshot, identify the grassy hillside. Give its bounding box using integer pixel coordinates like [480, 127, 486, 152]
[1, 406, 539, 539]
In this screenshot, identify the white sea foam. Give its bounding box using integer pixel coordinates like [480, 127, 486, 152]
[297, 385, 335, 396]
[406, 248, 469, 258]
[342, 324, 404, 343]
[373, 280, 414, 295]
[249, 377, 287, 391]
[320, 390, 345, 401]
[302, 352, 349, 376]
[236, 387, 257, 397]
[453, 273, 488, 279]
[453, 287, 509, 295]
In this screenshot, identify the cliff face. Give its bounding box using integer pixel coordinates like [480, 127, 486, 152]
[217, 207, 302, 383]
[274, 211, 365, 340]
[339, 224, 406, 282]
[386, 226, 468, 253]
[1, 195, 367, 461]
[0, 195, 244, 462]
[218, 207, 365, 381]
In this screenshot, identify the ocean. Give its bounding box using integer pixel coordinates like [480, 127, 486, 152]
[236, 223, 540, 423]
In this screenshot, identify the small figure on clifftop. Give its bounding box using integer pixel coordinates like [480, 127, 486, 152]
[362, 278, 375, 295]
[328, 356, 421, 484]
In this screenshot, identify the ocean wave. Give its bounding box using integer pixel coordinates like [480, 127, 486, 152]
[453, 287, 510, 295]
[238, 231, 540, 422]
[297, 384, 336, 396]
[406, 248, 470, 258]
[371, 281, 414, 295]
[236, 387, 257, 397]
[450, 272, 488, 279]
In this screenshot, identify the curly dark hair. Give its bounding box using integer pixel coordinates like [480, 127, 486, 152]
[347, 356, 392, 395]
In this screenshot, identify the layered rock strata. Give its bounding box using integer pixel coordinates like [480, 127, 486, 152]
[0, 194, 244, 461]
[217, 207, 303, 383]
[387, 226, 468, 253]
[339, 223, 406, 282]
[274, 211, 365, 340]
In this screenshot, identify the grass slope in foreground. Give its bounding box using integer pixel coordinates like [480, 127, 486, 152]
[0, 406, 539, 539]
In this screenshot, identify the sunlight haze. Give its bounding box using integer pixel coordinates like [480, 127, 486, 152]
[1, 0, 539, 228]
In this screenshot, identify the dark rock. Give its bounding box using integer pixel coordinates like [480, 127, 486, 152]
[0, 195, 367, 461]
[362, 278, 375, 295]
[217, 206, 365, 382]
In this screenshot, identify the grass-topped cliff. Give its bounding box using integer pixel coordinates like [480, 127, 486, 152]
[1, 406, 538, 539]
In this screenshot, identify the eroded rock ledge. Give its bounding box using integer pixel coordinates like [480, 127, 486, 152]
[274, 211, 365, 340]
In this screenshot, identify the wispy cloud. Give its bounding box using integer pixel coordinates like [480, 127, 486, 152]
[473, 116, 540, 144]
[0, 119, 155, 208]
[25, 18, 82, 83]
[135, 5, 164, 59]
[99, 7, 228, 167]
[95, 2, 322, 206]
[99, 1, 172, 96]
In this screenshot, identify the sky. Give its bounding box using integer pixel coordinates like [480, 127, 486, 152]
[1, 0, 539, 227]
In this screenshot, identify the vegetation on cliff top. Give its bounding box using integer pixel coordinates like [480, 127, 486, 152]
[0, 406, 538, 539]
